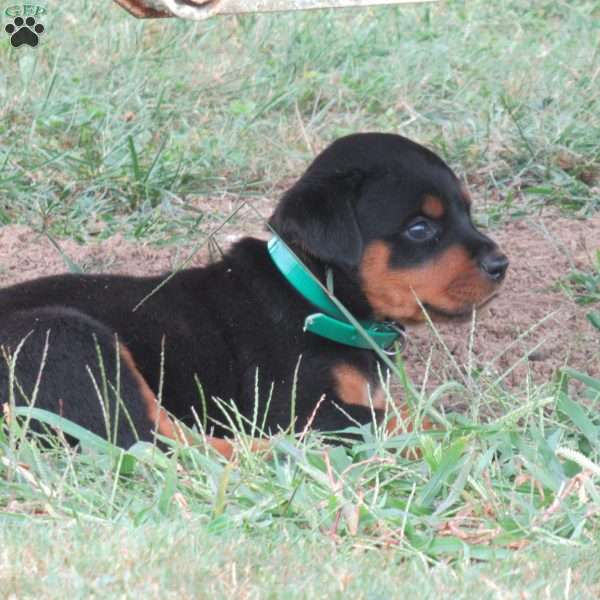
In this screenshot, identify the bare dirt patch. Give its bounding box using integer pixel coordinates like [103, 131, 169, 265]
[1, 210, 598, 393]
[403, 215, 600, 394]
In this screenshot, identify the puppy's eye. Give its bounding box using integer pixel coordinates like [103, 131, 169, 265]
[405, 219, 436, 242]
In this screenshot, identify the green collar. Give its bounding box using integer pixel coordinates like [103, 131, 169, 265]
[267, 235, 405, 352]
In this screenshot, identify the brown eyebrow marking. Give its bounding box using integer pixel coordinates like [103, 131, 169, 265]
[422, 195, 445, 219]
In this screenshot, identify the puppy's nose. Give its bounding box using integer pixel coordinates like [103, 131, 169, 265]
[479, 251, 509, 282]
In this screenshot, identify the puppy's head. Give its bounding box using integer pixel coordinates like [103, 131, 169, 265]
[269, 133, 508, 324]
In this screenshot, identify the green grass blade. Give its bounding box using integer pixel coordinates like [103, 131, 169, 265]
[417, 437, 467, 509]
[557, 392, 599, 447]
[12, 406, 119, 455]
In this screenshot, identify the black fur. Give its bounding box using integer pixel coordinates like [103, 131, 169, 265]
[0, 133, 507, 447]
[0, 307, 153, 446]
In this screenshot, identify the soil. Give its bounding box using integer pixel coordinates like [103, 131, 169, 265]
[1, 204, 598, 398]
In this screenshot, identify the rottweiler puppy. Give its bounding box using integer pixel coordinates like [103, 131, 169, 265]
[0, 133, 508, 452]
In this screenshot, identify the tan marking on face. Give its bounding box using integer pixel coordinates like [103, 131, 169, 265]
[460, 183, 472, 206]
[422, 195, 445, 219]
[333, 364, 385, 409]
[360, 241, 499, 322]
[119, 344, 184, 442]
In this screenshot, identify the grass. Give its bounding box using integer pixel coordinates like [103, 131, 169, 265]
[0, 1, 598, 244]
[562, 248, 600, 331]
[2, 523, 600, 598]
[2, 347, 600, 596]
[1, 0, 600, 596]
[3, 522, 600, 597]
[563, 249, 600, 306]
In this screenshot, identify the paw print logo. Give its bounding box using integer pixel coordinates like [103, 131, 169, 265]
[4, 16, 45, 48]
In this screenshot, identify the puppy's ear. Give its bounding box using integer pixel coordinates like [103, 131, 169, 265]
[268, 169, 364, 272]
